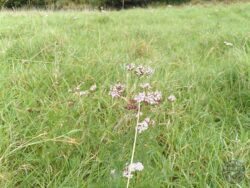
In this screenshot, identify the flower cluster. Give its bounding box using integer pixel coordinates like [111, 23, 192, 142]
[123, 162, 144, 179]
[126, 64, 154, 76]
[109, 64, 175, 183]
[133, 91, 162, 105]
[109, 83, 125, 98]
[137, 118, 155, 134]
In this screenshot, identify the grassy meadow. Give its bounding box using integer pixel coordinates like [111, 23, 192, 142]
[0, 3, 250, 187]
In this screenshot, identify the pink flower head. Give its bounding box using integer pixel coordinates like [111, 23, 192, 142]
[133, 92, 146, 103]
[145, 91, 162, 105]
[137, 118, 155, 133]
[134, 91, 162, 105]
[109, 83, 125, 98]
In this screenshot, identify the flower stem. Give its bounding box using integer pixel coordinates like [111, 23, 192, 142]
[126, 103, 141, 188]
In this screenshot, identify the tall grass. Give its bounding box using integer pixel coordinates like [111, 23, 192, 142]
[0, 3, 250, 187]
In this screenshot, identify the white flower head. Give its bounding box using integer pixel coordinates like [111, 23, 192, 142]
[123, 162, 144, 179]
[137, 120, 149, 133]
[168, 95, 176, 102]
[140, 83, 151, 89]
[109, 83, 125, 98]
[89, 84, 97, 91]
[126, 63, 136, 71]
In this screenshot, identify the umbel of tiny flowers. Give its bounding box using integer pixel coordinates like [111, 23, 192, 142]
[123, 162, 144, 179]
[109, 83, 125, 98]
[134, 91, 162, 105]
[137, 117, 155, 134]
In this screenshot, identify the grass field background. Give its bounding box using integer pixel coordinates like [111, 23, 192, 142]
[0, 3, 250, 187]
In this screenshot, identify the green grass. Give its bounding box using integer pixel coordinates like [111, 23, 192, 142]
[1, 3, 250, 187]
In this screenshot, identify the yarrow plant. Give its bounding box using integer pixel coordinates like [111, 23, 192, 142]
[110, 64, 176, 188]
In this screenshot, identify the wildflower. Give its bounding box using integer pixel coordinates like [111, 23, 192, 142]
[140, 83, 151, 89]
[123, 162, 144, 179]
[134, 91, 162, 105]
[135, 65, 154, 76]
[137, 118, 155, 133]
[144, 91, 162, 105]
[133, 92, 146, 103]
[126, 63, 136, 71]
[168, 95, 176, 102]
[137, 120, 148, 133]
[224, 41, 233, 47]
[89, 84, 97, 92]
[109, 83, 125, 98]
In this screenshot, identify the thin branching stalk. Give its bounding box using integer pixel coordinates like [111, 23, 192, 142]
[126, 102, 141, 188]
